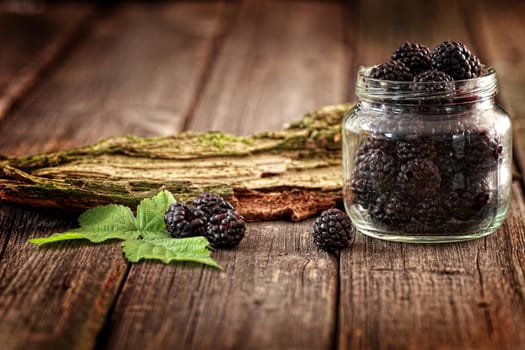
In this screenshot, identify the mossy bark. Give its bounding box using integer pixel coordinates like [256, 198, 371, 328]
[0, 104, 353, 221]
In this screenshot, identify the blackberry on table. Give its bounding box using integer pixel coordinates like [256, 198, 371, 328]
[370, 60, 413, 81]
[205, 210, 245, 248]
[369, 192, 412, 227]
[311, 208, 355, 252]
[391, 42, 432, 75]
[412, 70, 454, 94]
[431, 41, 481, 80]
[165, 202, 206, 238]
[193, 192, 234, 217]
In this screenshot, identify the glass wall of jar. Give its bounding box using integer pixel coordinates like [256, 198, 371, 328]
[342, 66, 512, 243]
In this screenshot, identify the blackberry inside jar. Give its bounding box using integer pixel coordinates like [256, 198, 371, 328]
[342, 66, 512, 243]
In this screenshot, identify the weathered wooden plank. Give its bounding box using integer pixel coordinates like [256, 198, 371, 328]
[0, 205, 128, 350]
[0, 4, 92, 121]
[102, 1, 346, 348]
[349, 0, 475, 65]
[339, 183, 525, 350]
[469, 1, 525, 179]
[470, 1, 525, 119]
[513, 119, 525, 181]
[0, 2, 230, 156]
[0, 2, 230, 349]
[338, 1, 525, 349]
[188, 0, 349, 134]
[101, 222, 338, 349]
[344, 0, 477, 99]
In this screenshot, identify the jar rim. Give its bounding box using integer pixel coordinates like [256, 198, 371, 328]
[355, 65, 498, 104]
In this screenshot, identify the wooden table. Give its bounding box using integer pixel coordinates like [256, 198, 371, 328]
[1, 1, 525, 349]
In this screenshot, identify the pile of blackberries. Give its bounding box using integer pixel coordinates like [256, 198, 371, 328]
[371, 41, 481, 84]
[350, 132, 501, 228]
[165, 193, 245, 248]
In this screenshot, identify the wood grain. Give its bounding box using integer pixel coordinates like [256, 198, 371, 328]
[1, 1, 525, 349]
[348, 0, 475, 76]
[339, 183, 525, 350]
[0, 2, 230, 156]
[0, 2, 232, 350]
[513, 119, 525, 180]
[101, 2, 347, 348]
[469, 1, 525, 177]
[0, 205, 128, 350]
[101, 221, 338, 350]
[470, 1, 525, 119]
[0, 3, 92, 122]
[338, 1, 525, 349]
[188, 0, 349, 134]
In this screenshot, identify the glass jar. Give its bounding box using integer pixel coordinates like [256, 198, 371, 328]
[342, 66, 512, 243]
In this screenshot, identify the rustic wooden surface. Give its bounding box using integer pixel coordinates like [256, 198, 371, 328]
[1, 1, 525, 350]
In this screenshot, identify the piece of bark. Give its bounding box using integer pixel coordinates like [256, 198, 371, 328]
[234, 188, 340, 221]
[0, 104, 351, 221]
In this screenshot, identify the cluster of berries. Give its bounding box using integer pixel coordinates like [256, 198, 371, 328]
[370, 41, 481, 93]
[350, 133, 501, 228]
[164, 193, 245, 248]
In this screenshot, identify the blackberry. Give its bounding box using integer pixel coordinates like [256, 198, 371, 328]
[205, 210, 245, 248]
[193, 192, 234, 217]
[355, 149, 398, 192]
[463, 131, 502, 173]
[349, 171, 377, 209]
[431, 41, 481, 80]
[311, 208, 355, 252]
[397, 158, 441, 195]
[396, 138, 436, 162]
[448, 130, 501, 174]
[413, 192, 449, 225]
[439, 162, 469, 191]
[391, 42, 432, 75]
[434, 141, 467, 190]
[369, 192, 412, 226]
[412, 70, 454, 94]
[356, 135, 396, 161]
[445, 179, 491, 221]
[370, 60, 413, 81]
[165, 202, 206, 238]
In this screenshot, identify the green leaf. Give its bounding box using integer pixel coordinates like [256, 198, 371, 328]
[28, 190, 219, 269]
[121, 237, 222, 269]
[29, 204, 138, 245]
[78, 204, 135, 231]
[29, 232, 91, 245]
[136, 190, 176, 239]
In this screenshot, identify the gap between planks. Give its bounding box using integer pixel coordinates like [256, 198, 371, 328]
[98, 1, 348, 349]
[0, 2, 237, 350]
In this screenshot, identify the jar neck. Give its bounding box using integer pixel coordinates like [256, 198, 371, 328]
[359, 96, 496, 115]
[355, 65, 498, 108]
